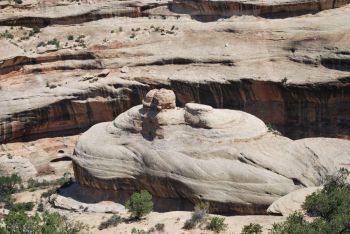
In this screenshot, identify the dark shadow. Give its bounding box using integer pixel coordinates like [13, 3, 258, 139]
[169, 1, 340, 22]
[50, 156, 72, 163]
[139, 107, 160, 141]
[57, 182, 194, 213]
[321, 58, 350, 72]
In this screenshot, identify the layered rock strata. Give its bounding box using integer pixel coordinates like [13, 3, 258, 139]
[72, 89, 350, 215]
[0, 1, 349, 143]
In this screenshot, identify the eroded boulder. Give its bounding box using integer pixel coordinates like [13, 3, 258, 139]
[72, 89, 350, 215]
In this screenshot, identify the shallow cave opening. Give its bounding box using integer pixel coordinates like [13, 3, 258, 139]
[50, 156, 72, 163]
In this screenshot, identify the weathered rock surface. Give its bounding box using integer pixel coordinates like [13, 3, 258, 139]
[0, 155, 36, 179]
[0, 136, 77, 179]
[267, 187, 321, 216]
[0, 1, 349, 143]
[171, 0, 350, 20]
[72, 89, 350, 215]
[52, 194, 125, 213]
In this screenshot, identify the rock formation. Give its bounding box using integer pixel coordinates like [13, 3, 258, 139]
[267, 187, 321, 216]
[0, 155, 36, 179]
[0, 136, 77, 179]
[0, 1, 349, 143]
[72, 89, 350, 215]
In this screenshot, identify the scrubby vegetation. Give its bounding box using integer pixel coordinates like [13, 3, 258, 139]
[28, 26, 40, 37]
[0, 210, 88, 234]
[37, 38, 60, 48]
[131, 227, 147, 234]
[0, 30, 14, 39]
[0, 173, 87, 234]
[155, 223, 165, 232]
[183, 202, 226, 232]
[6, 202, 34, 212]
[0, 173, 72, 209]
[28, 173, 72, 191]
[241, 223, 263, 234]
[269, 168, 350, 234]
[0, 174, 22, 207]
[98, 214, 122, 230]
[207, 216, 227, 232]
[125, 190, 153, 220]
[183, 201, 209, 229]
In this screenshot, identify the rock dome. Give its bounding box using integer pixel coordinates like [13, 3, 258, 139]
[72, 89, 350, 215]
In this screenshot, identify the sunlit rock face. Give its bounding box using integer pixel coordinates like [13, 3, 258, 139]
[1, 1, 350, 143]
[72, 89, 350, 215]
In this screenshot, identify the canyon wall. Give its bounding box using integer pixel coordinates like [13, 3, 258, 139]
[0, 0, 349, 143]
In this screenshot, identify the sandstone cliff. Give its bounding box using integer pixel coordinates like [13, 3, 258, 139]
[0, 0, 349, 143]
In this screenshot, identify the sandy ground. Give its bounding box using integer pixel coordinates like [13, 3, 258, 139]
[70, 211, 285, 234]
[12, 188, 285, 234]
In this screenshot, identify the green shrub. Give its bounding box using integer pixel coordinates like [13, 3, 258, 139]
[28, 27, 40, 37]
[37, 41, 46, 47]
[125, 190, 153, 219]
[0, 174, 22, 205]
[41, 188, 57, 198]
[67, 35, 74, 40]
[29, 173, 72, 192]
[0, 210, 88, 234]
[3, 210, 41, 234]
[27, 178, 50, 190]
[32, 27, 40, 34]
[41, 211, 88, 234]
[0, 30, 14, 39]
[155, 223, 165, 232]
[207, 216, 227, 233]
[98, 214, 122, 230]
[183, 219, 196, 230]
[47, 38, 59, 48]
[6, 202, 34, 212]
[269, 211, 331, 234]
[241, 223, 263, 234]
[270, 168, 350, 234]
[0, 174, 21, 198]
[131, 227, 147, 234]
[37, 202, 44, 212]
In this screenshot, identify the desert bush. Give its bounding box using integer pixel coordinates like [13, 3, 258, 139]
[37, 202, 44, 212]
[6, 202, 34, 212]
[131, 227, 147, 234]
[155, 223, 165, 232]
[241, 223, 263, 234]
[37, 41, 46, 47]
[183, 201, 209, 229]
[98, 214, 122, 230]
[67, 35, 74, 40]
[207, 216, 227, 233]
[29, 173, 72, 192]
[41, 188, 57, 198]
[0, 174, 22, 206]
[125, 190, 153, 220]
[27, 178, 50, 190]
[0, 30, 14, 39]
[47, 38, 60, 48]
[0, 174, 21, 196]
[28, 26, 40, 37]
[0, 210, 88, 234]
[270, 168, 350, 234]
